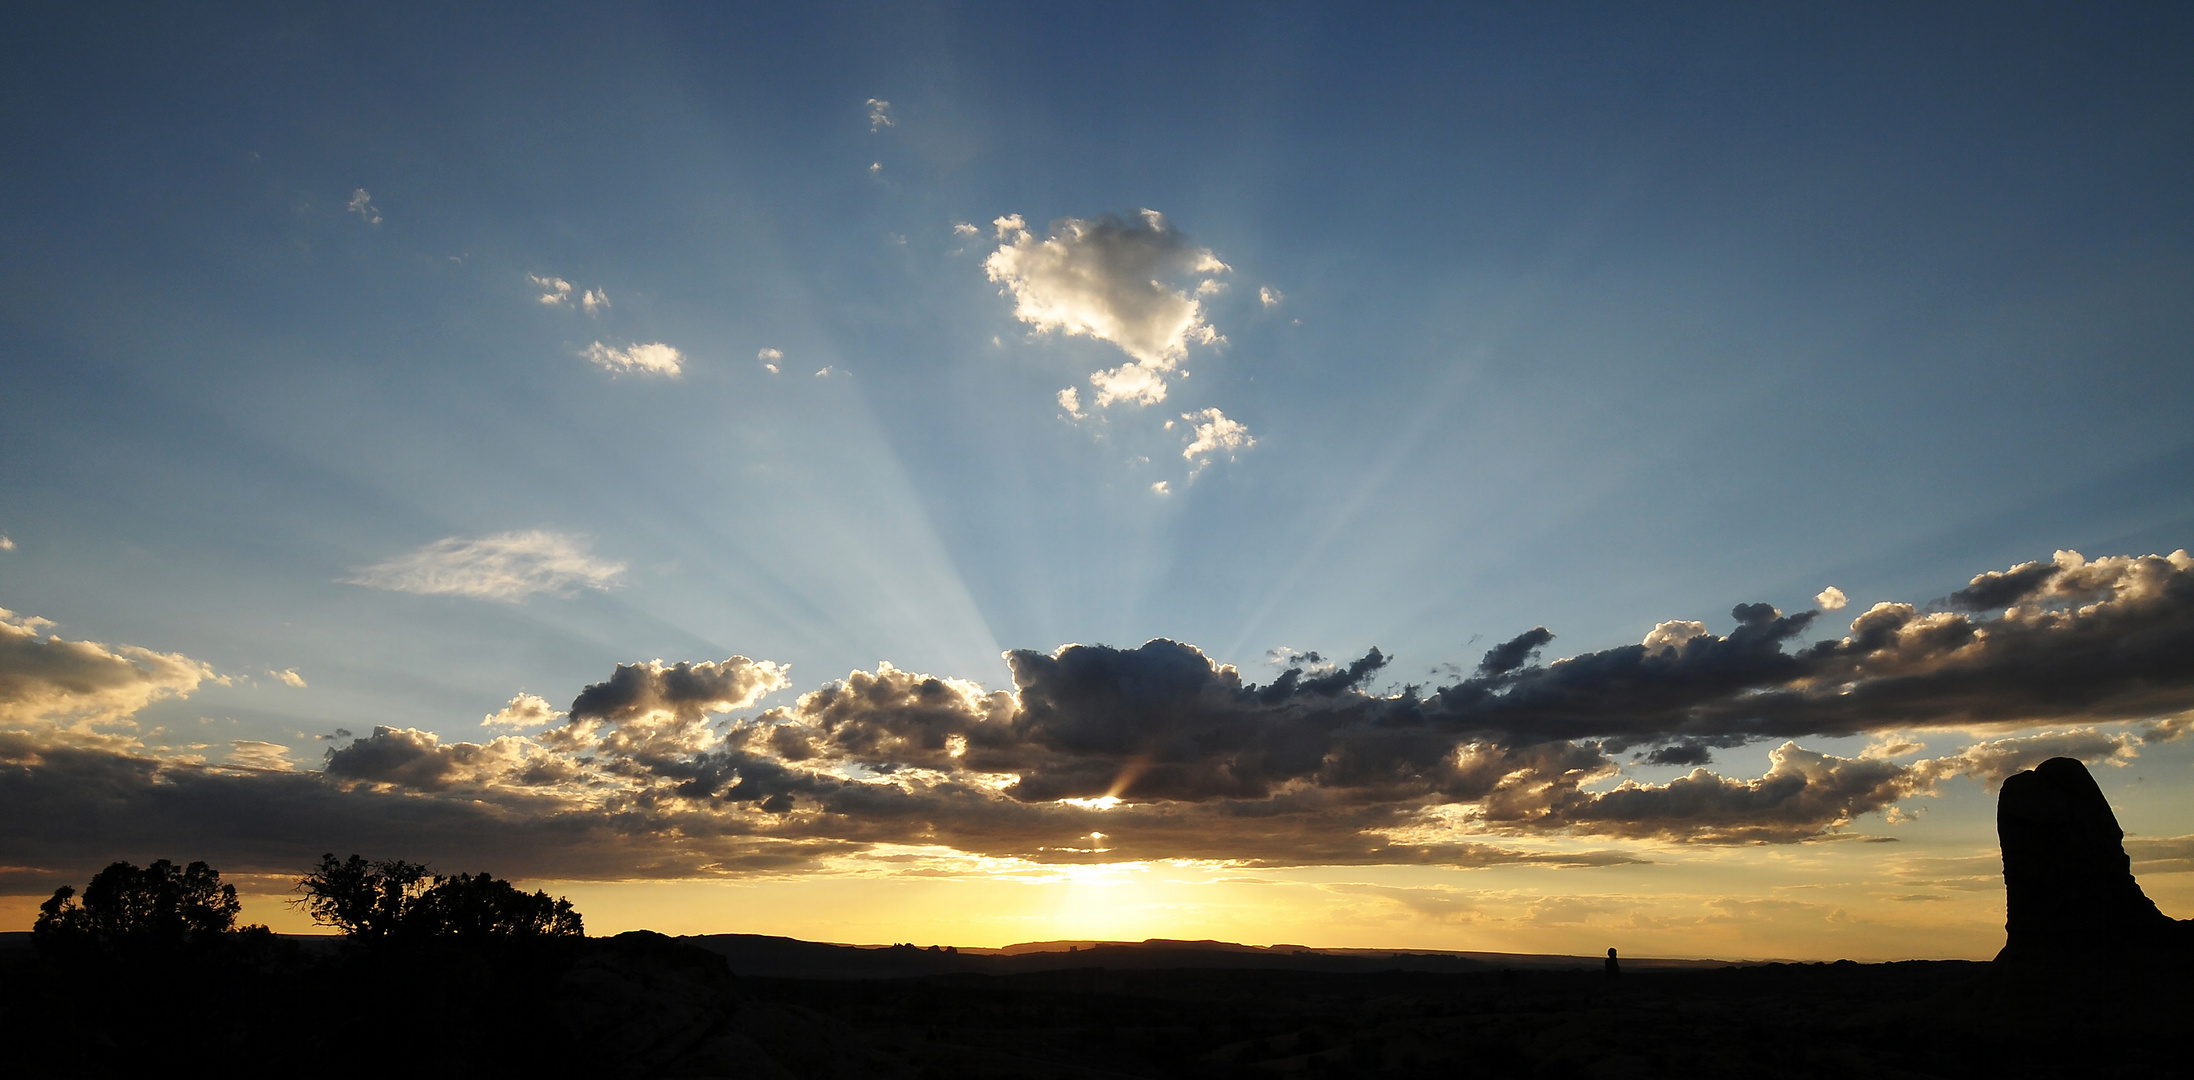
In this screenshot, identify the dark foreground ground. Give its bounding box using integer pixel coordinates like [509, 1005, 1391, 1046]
[3, 932, 2184, 1078]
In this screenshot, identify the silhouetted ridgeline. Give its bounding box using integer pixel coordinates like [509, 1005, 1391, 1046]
[7, 779, 2193, 1079]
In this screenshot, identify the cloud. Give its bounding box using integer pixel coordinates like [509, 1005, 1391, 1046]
[1, 607, 223, 736]
[7, 550, 2194, 887]
[757, 347, 782, 374]
[531, 275, 611, 314]
[952, 222, 980, 237]
[343, 531, 625, 602]
[271, 669, 307, 688]
[1180, 408, 1254, 473]
[225, 740, 295, 772]
[581, 341, 683, 376]
[984, 211, 1228, 410]
[530, 274, 573, 305]
[814, 366, 834, 378]
[484, 692, 563, 728]
[1151, 481, 1171, 496]
[0, 534, 15, 551]
[1816, 586, 1848, 611]
[1260, 286, 1283, 308]
[347, 189, 381, 224]
[866, 98, 894, 130]
[1056, 387, 1083, 418]
[1907, 728, 2140, 789]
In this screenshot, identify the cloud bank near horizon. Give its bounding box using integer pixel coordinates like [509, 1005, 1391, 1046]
[4, 550, 2192, 888]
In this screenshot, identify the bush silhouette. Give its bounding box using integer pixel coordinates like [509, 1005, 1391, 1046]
[34, 859, 244, 950]
[296, 853, 582, 941]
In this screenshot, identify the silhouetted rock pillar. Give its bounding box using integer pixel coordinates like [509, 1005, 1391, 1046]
[1996, 756, 2184, 964]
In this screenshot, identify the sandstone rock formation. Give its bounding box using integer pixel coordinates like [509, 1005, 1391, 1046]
[1996, 756, 2192, 964]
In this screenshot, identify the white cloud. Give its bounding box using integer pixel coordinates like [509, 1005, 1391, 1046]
[815, 366, 834, 378]
[533, 275, 610, 315]
[758, 347, 783, 374]
[271, 668, 307, 688]
[1641, 620, 1711, 656]
[530, 274, 573, 305]
[1817, 586, 1848, 611]
[984, 210, 1229, 410]
[0, 534, 13, 551]
[343, 531, 626, 602]
[866, 98, 894, 130]
[1260, 285, 1283, 308]
[225, 740, 295, 771]
[952, 221, 980, 237]
[582, 341, 683, 377]
[1, 607, 224, 734]
[1180, 407, 1254, 473]
[347, 188, 382, 225]
[1057, 387, 1084, 418]
[1091, 361, 1171, 408]
[869, 162, 882, 175]
[485, 692, 565, 728]
[1151, 481, 1171, 496]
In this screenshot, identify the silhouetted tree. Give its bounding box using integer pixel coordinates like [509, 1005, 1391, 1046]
[33, 859, 244, 951]
[296, 853, 582, 941]
[294, 853, 429, 939]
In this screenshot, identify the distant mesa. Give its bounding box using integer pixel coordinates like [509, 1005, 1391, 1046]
[1996, 756, 2194, 965]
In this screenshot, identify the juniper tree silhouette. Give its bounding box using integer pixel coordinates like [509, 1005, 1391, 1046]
[296, 852, 583, 942]
[33, 859, 246, 951]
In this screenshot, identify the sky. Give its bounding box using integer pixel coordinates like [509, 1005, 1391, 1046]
[3, 2, 2193, 960]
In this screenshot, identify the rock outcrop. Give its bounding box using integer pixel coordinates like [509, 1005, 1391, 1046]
[1996, 756, 2192, 964]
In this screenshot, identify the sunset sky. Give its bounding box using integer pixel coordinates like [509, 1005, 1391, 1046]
[5, 3, 2193, 960]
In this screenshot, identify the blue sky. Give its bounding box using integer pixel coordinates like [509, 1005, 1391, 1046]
[4, 3, 2192, 954]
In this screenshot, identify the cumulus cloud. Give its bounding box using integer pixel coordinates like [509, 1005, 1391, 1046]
[582, 341, 683, 376]
[530, 274, 573, 305]
[343, 531, 625, 602]
[1180, 408, 1254, 473]
[7, 550, 2194, 887]
[1816, 586, 1848, 611]
[271, 669, 307, 688]
[1, 534, 16, 551]
[985, 211, 1227, 410]
[952, 221, 980, 237]
[1, 607, 223, 736]
[758, 348, 782, 374]
[1151, 481, 1171, 496]
[866, 98, 894, 130]
[484, 692, 563, 728]
[347, 188, 381, 224]
[1260, 286, 1283, 308]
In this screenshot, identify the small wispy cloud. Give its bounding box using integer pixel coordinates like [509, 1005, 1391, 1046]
[532, 274, 611, 314]
[867, 98, 895, 131]
[758, 348, 782, 374]
[1260, 285, 1284, 308]
[484, 692, 565, 728]
[582, 341, 683, 377]
[225, 740, 296, 771]
[344, 531, 626, 602]
[0, 534, 14, 551]
[952, 221, 980, 237]
[1151, 481, 1171, 496]
[1181, 407, 1255, 474]
[270, 668, 307, 688]
[347, 189, 382, 225]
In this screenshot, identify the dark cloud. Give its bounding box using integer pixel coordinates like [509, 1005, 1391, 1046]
[1477, 627, 1553, 678]
[5, 550, 2189, 888]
